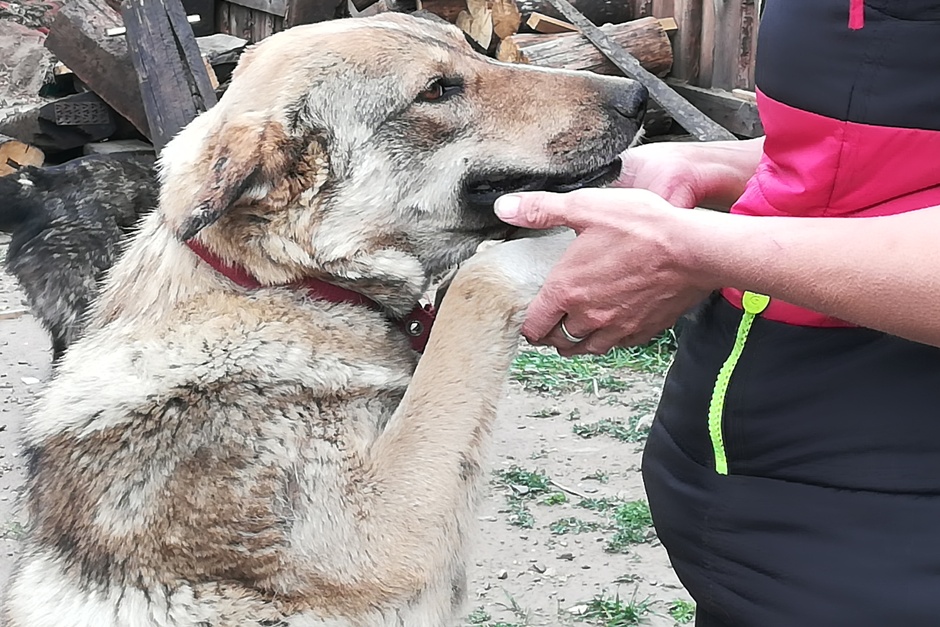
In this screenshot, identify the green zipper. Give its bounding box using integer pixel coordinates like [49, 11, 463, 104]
[707, 291, 770, 475]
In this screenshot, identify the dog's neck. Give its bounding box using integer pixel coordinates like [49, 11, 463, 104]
[185, 238, 435, 352]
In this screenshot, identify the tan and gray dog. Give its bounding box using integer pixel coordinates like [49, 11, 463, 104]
[3, 14, 645, 627]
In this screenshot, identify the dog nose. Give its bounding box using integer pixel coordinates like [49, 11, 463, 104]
[611, 85, 649, 122]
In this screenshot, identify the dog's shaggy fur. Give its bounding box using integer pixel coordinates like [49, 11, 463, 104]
[0, 155, 157, 359]
[3, 14, 645, 626]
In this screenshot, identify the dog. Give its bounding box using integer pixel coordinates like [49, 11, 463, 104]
[0, 155, 158, 360]
[3, 14, 645, 626]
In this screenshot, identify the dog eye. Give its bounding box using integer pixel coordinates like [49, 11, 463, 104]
[417, 78, 462, 102]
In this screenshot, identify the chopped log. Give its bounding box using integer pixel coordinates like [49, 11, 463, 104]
[497, 17, 672, 77]
[455, 0, 520, 53]
[0, 134, 44, 176]
[515, 0, 630, 28]
[525, 12, 576, 33]
[0, 92, 117, 154]
[539, 0, 736, 141]
[120, 0, 218, 151]
[45, 0, 150, 137]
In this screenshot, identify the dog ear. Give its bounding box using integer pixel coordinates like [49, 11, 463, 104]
[175, 117, 329, 241]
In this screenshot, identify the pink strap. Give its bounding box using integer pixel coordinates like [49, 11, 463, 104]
[849, 0, 864, 29]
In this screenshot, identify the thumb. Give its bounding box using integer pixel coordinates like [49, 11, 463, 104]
[494, 192, 592, 232]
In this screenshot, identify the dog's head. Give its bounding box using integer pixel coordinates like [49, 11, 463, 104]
[159, 14, 646, 312]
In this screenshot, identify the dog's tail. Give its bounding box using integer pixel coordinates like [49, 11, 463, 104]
[0, 169, 39, 232]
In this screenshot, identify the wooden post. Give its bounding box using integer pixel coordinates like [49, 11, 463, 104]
[664, 0, 701, 83]
[696, 0, 716, 87]
[121, 0, 218, 151]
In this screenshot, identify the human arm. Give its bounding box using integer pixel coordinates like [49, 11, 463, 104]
[614, 137, 764, 210]
[493, 188, 940, 354]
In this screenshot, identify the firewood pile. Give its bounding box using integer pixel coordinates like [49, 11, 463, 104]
[0, 0, 746, 176]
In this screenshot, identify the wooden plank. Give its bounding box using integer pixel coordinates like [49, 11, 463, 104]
[741, 0, 759, 89]
[216, 1, 231, 34]
[696, 0, 715, 87]
[226, 0, 289, 16]
[541, 0, 737, 142]
[667, 0, 701, 83]
[285, 0, 345, 25]
[526, 12, 576, 33]
[711, 0, 743, 90]
[666, 79, 763, 138]
[657, 16, 677, 32]
[44, 0, 150, 136]
[229, 3, 253, 40]
[121, 0, 217, 150]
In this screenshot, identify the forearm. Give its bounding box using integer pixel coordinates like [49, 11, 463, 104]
[683, 206, 940, 346]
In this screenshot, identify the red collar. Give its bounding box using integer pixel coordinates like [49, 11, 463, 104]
[186, 240, 435, 353]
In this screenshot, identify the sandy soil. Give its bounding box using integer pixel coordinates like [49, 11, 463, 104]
[0, 234, 691, 625]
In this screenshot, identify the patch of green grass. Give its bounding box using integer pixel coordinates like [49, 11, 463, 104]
[578, 497, 621, 513]
[583, 470, 610, 484]
[573, 418, 649, 443]
[576, 592, 653, 626]
[540, 491, 568, 506]
[510, 332, 676, 396]
[506, 499, 535, 528]
[493, 466, 551, 496]
[550, 516, 603, 535]
[606, 500, 654, 552]
[494, 466, 551, 528]
[668, 600, 696, 625]
[528, 407, 561, 418]
[466, 607, 525, 627]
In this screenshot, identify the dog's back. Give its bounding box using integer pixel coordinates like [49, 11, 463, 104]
[0, 155, 158, 358]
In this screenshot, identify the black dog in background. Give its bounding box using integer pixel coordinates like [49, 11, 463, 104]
[0, 155, 158, 360]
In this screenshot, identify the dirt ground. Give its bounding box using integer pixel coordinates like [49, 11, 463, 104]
[0, 233, 692, 626]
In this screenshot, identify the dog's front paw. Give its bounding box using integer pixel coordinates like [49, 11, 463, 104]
[459, 230, 574, 304]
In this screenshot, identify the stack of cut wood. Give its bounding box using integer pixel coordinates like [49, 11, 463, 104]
[0, 0, 245, 174]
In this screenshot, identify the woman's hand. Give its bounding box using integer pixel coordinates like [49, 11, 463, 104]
[615, 138, 765, 211]
[494, 188, 714, 356]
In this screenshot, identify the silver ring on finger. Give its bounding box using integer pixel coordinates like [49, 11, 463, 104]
[559, 318, 587, 344]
